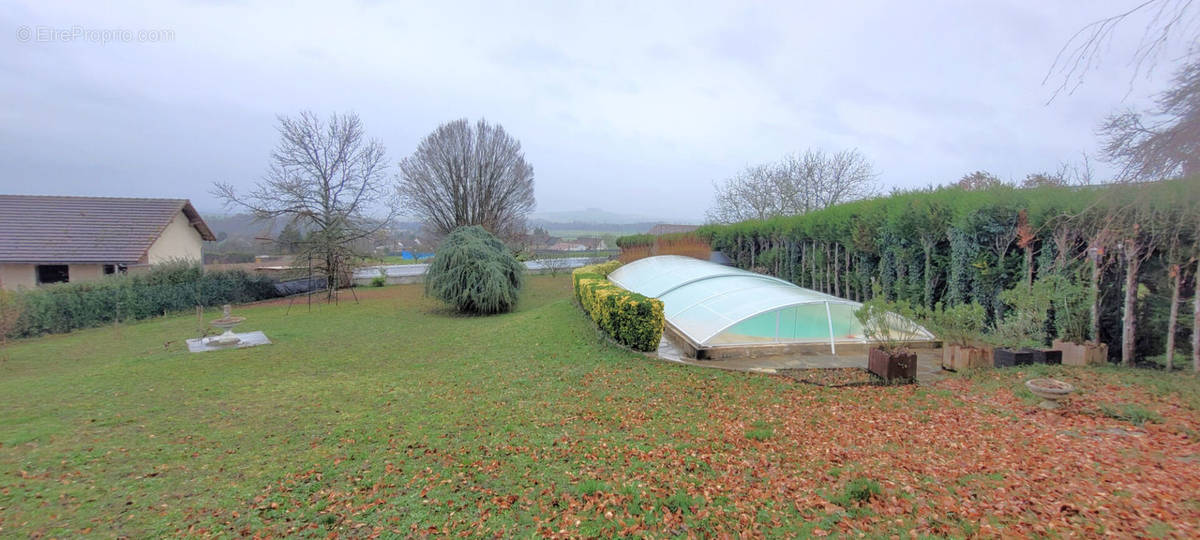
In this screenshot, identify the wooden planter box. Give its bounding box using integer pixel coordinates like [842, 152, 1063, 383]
[942, 345, 990, 371]
[869, 347, 917, 383]
[1053, 340, 1108, 366]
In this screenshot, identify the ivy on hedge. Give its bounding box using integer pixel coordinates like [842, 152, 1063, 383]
[571, 261, 664, 352]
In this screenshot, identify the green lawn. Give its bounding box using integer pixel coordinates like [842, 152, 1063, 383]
[2, 276, 1199, 537]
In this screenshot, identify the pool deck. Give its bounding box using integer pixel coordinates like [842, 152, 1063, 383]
[655, 338, 948, 385]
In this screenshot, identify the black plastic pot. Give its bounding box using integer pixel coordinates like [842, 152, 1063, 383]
[994, 347, 1037, 367]
[1042, 349, 1063, 365]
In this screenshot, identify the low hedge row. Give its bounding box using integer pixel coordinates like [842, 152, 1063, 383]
[571, 261, 664, 352]
[13, 263, 280, 337]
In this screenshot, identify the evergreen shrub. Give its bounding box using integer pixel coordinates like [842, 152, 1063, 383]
[425, 225, 524, 314]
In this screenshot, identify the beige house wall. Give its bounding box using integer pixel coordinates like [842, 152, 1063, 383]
[69, 264, 105, 282]
[0, 263, 37, 290]
[0, 263, 114, 291]
[145, 211, 204, 264]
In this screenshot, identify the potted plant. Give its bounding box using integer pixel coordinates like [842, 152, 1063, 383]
[1044, 273, 1108, 366]
[990, 280, 1061, 367]
[926, 302, 990, 371]
[855, 297, 921, 383]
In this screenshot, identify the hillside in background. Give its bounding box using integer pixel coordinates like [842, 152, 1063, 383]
[531, 207, 660, 224]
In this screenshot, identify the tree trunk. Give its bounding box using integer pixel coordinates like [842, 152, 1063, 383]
[833, 243, 841, 298]
[773, 238, 781, 276]
[923, 245, 933, 309]
[1165, 264, 1181, 371]
[1090, 256, 1101, 343]
[800, 242, 808, 287]
[810, 241, 818, 289]
[806, 241, 816, 291]
[846, 248, 853, 301]
[1121, 243, 1140, 366]
[1194, 257, 1200, 372]
[787, 241, 795, 282]
[824, 243, 831, 293]
[1024, 245, 1034, 291]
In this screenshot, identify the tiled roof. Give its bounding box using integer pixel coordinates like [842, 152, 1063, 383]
[0, 195, 215, 263]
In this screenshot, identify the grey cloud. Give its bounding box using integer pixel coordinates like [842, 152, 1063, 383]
[0, 0, 1189, 224]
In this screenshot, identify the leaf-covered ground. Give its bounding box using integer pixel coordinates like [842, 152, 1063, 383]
[1, 276, 1198, 537]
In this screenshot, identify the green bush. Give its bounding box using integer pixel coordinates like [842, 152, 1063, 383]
[14, 262, 279, 337]
[854, 294, 923, 353]
[991, 278, 1056, 348]
[923, 302, 986, 347]
[425, 225, 524, 314]
[571, 261, 664, 351]
[370, 269, 387, 288]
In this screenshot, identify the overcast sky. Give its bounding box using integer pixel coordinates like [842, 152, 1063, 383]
[0, 1, 1188, 223]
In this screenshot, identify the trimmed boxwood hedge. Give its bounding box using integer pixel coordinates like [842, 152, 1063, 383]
[12, 263, 279, 337]
[571, 261, 664, 352]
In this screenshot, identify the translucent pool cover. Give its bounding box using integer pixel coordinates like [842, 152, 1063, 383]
[607, 255, 933, 351]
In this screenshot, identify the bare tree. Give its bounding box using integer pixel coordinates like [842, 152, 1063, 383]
[808, 149, 878, 208]
[955, 171, 1007, 190]
[1022, 172, 1069, 189]
[706, 149, 877, 223]
[214, 111, 393, 299]
[706, 164, 787, 223]
[1045, 0, 1198, 100]
[397, 118, 535, 242]
[1100, 59, 1200, 181]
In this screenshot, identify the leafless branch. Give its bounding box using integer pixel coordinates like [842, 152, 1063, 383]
[212, 111, 395, 299]
[397, 118, 535, 243]
[1045, 0, 1198, 102]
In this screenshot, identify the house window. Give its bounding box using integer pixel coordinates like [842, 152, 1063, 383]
[103, 264, 127, 275]
[36, 265, 69, 284]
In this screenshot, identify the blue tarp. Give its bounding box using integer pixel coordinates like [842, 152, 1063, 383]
[400, 250, 434, 260]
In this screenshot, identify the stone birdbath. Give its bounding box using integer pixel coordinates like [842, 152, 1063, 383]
[1025, 378, 1075, 410]
[206, 304, 245, 347]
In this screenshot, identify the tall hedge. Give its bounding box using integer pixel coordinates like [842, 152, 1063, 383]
[572, 261, 664, 351]
[673, 179, 1200, 361]
[13, 263, 279, 337]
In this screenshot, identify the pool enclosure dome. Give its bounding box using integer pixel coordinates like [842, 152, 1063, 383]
[608, 255, 933, 353]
